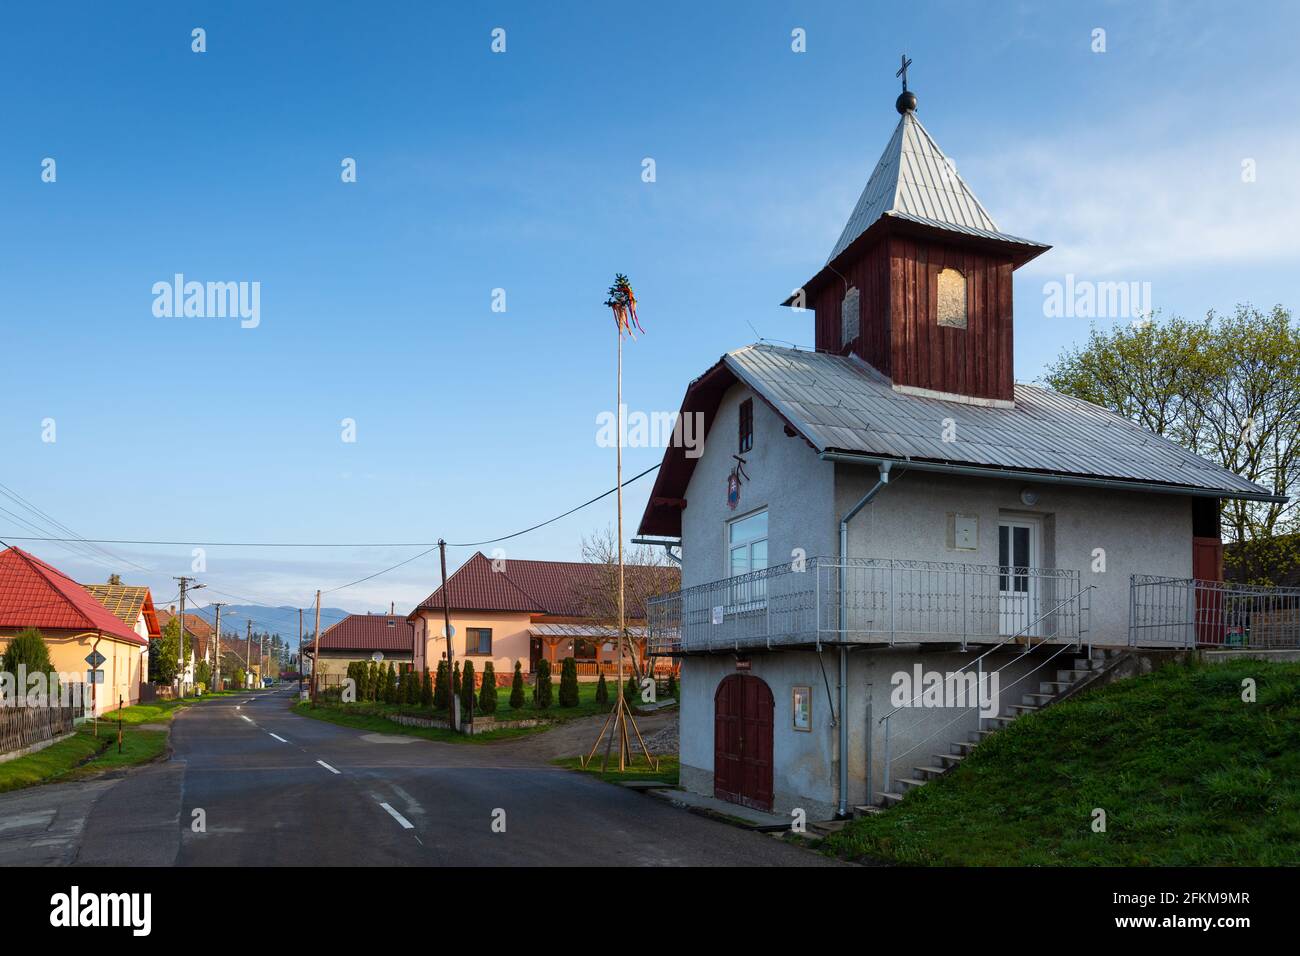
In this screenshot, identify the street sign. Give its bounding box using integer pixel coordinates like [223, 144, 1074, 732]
[86, 669, 105, 684]
[85, 650, 106, 668]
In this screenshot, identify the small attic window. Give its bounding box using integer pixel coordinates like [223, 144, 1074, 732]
[840, 286, 860, 346]
[937, 268, 967, 329]
[738, 398, 753, 453]
[386, 620, 395, 628]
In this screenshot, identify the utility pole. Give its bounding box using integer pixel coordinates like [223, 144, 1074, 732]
[311, 590, 321, 703]
[245, 620, 252, 688]
[259, 629, 265, 687]
[173, 576, 204, 699]
[298, 608, 303, 697]
[439, 541, 458, 730]
[210, 603, 227, 692]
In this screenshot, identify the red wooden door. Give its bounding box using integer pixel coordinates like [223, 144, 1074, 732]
[1194, 536, 1225, 645]
[714, 674, 774, 812]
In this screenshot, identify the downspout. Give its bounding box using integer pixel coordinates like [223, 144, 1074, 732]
[836, 461, 892, 818]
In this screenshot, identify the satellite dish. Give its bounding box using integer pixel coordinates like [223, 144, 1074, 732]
[442, 625, 456, 639]
[370, 651, 384, 662]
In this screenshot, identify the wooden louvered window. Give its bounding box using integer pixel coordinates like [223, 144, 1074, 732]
[937, 268, 967, 328]
[841, 286, 860, 345]
[738, 398, 753, 453]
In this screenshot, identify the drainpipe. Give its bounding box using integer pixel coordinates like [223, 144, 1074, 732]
[836, 461, 892, 818]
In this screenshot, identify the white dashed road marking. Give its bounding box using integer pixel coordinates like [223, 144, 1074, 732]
[268, 733, 287, 743]
[240, 715, 253, 723]
[316, 760, 340, 774]
[379, 802, 415, 830]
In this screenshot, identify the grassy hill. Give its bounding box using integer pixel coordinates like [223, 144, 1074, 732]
[821, 658, 1300, 866]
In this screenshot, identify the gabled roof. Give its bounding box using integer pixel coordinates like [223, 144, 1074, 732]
[308, 614, 415, 654]
[638, 343, 1281, 537]
[411, 552, 678, 619]
[157, 608, 215, 658]
[826, 110, 1048, 264]
[83, 584, 161, 640]
[0, 547, 147, 646]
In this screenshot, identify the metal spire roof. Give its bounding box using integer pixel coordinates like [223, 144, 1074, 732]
[826, 110, 1047, 263]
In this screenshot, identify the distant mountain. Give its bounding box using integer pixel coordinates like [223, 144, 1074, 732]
[184, 604, 351, 639]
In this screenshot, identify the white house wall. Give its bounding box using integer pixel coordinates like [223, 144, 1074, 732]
[680, 382, 836, 589]
[834, 464, 1194, 644]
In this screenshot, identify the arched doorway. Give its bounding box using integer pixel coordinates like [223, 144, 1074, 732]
[714, 673, 774, 811]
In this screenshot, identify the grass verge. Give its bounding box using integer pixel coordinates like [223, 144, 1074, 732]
[552, 754, 679, 785]
[820, 658, 1300, 866]
[292, 700, 551, 744]
[0, 725, 169, 793]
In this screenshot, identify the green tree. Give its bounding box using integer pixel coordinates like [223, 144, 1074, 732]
[1044, 305, 1300, 548]
[404, 666, 420, 705]
[421, 667, 433, 708]
[452, 661, 461, 699]
[479, 662, 498, 715]
[595, 673, 609, 706]
[664, 671, 677, 699]
[151, 618, 181, 685]
[461, 660, 477, 717]
[510, 661, 525, 710]
[195, 659, 212, 690]
[534, 659, 553, 710]
[233, 666, 246, 689]
[383, 662, 398, 703]
[558, 657, 579, 708]
[623, 675, 638, 707]
[1, 627, 55, 681]
[434, 660, 448, 709]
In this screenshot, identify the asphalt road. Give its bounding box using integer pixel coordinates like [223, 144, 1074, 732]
[0, 687, 837, 867]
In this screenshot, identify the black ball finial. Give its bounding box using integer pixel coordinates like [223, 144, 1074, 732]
[896, 90, 917, 114]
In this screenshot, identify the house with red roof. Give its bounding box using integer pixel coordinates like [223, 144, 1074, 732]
[0, 547, 152, 716]
[406, 551, 680, 681]
[303, 614, 417, 683]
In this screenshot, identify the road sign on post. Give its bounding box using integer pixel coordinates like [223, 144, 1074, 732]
[85, 650, 106, 668]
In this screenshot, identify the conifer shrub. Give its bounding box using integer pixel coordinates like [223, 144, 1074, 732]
[559, 657, 580, 708]
[535, 659, 553, 710]
[461, 660, 476, 717]
[510, 661, 525, 710]
[479, 662, 498, 714]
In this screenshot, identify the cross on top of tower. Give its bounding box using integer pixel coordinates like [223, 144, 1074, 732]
[895, 53, 917, 114]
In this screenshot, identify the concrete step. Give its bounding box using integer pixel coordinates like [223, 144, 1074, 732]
[915, 765, 947, 779]
[1008, 703, 1040, 714]
[935, 753, 964, 766]
[1039, 680, 1071, 694]
[896, 777, 927, 791]
[1022, 692, 1055, 705]
[854, 804, 884, 817]
[984, 714, 1016, 727]
[1072, 658, 1094, 670]
[972, 728, 998, 740]
[1057, 669, 1088, 683]
[952, 741, 978, 754]
[878, 791, 904, 806]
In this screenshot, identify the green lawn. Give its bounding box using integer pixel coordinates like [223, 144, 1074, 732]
[98, 697, 195, 725]
[820, 658, 1300, 866]
[0, 724, 169, 793]
[294, 680, 637, 744]
[553, 754, 679, 785]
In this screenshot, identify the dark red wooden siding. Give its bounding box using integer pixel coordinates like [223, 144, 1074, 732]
[813, 236, 1016, 402]
[713, 674, 774, 812]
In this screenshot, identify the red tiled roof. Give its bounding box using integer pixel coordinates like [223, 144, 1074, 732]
[157, 608, 217, 658]
[412, 552, 680, 619]
[0, 547, 147, 646]
[306, 614, 415, 653]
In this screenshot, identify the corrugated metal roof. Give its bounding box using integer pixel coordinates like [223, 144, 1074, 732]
[529, 623, 648, 639]
[725, 344, 1276, 500]
[826, 112, 1048, 263]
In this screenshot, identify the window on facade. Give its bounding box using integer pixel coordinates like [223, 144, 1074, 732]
[738, 398, 753, 453]
[466, 627, 492, 655]
[841, 286, 860, 345]
[937, 268, 967, 328]
[728, 510, 768, 577]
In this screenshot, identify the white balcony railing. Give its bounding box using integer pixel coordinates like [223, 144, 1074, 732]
[647, 557, 1086, 653]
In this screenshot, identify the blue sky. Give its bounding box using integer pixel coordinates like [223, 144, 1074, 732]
[2, 1, 1298, 621]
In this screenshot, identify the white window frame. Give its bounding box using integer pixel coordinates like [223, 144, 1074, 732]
[726, 509, 769, 612]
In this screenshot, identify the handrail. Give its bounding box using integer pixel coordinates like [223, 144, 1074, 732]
[877, 584, 1096, 725]
[886, 637, 1087, 766]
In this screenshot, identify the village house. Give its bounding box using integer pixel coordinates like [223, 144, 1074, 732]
[0, 547, 153, 716]
[637, 83, 1282, 819]
[156, 606, 214, 693]
[407, 551, 679, 682]
[304, 613, 416, 684]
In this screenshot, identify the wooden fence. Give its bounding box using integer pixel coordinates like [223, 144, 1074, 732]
[0, 704, 83, 757]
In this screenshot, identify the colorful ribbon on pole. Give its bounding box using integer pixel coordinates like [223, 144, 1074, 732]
[605, 273, 644, 338]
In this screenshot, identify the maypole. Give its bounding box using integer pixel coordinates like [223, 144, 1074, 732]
[583, 274, 656, 773]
